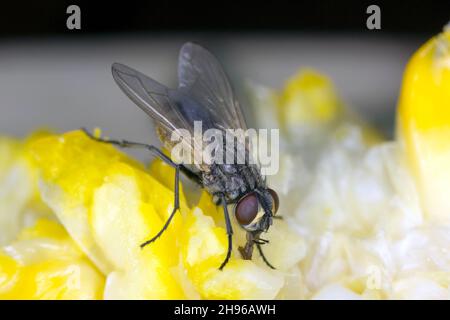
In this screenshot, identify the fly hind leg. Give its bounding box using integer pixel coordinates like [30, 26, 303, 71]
[81, 128, 180, 247]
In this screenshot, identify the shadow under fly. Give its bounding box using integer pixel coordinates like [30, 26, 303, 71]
[83, 42, 280, 270]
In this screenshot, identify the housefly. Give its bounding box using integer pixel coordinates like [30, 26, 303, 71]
[83, 42, 279, 270]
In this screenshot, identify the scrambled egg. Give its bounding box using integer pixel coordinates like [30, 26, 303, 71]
[1, 28, 450, 299]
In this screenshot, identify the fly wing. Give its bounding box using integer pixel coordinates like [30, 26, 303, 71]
[112, 62, 189, 132]
[178, 42, 248, 131]
[111, 63, 204, 169]
[178, 43, 258, 167]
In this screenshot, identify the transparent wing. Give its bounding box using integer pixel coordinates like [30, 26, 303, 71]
[112, 62, 189, 133]
[178, 42, 247, 131]
[178, 43, 259, 168]
[112, 63, 204, 168]
[112, 43, 257, 170]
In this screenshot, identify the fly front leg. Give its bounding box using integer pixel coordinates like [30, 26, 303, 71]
[239, 231, 276, 269]
[219, 193, 233, 270]
[255, 243, 275, 270]
[82, 127, 180, 247]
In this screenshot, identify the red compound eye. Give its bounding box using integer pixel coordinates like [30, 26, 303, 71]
[235, 192, 259, 225]
[268, 188, 279, 214]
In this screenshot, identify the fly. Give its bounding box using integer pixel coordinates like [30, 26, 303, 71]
[83, 42, 280, 270]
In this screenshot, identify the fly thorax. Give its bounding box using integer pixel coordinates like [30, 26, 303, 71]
[202, 164, 264, 203]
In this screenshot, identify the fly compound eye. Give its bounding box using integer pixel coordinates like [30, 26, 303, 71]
[268, 188, 279, 214]
[235, 192, 259, 226]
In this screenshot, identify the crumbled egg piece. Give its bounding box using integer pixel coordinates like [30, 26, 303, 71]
[264, 28, 450, 299]
[0, 132, 53, 245]
[0, 219, 104, 299]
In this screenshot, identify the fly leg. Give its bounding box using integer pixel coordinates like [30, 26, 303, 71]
[219, 193, 233, 270]
[81, 128, 174, 165]
[81, 128, 180, 247]
[140, 165, 180, 247]
[239, 231, 276, 269]
[255, 242, 276, 270]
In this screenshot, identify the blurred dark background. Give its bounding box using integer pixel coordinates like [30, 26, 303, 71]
[0, 0, 448, 141]
[0, 0, 448, 37]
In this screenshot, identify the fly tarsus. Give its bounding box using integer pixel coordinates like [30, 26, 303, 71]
[256, 243, 276, 270]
